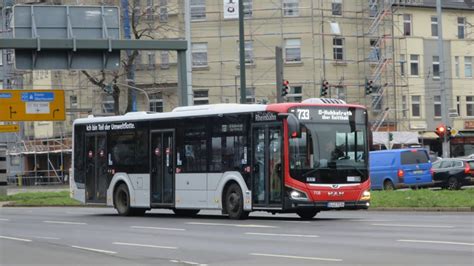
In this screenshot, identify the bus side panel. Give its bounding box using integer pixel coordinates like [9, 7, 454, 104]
[175, 173, 208, 209]
[214, 171, 252, 211]
[107, 172, 150, 208]
[70, 170, 85, 204]
[71, 124, 85, 203]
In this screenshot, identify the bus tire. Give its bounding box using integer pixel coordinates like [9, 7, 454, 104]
[114, 183, 133, 216]
[296, 209, 319, 220]
[173, 209, 200, 217]
[225, 183, 249, 220]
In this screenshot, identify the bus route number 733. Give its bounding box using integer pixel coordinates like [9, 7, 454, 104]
[296, 109, 310, 120]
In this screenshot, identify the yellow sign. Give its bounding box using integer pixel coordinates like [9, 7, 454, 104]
[0, 124, 19, 133]
[0, 90, 65, 121]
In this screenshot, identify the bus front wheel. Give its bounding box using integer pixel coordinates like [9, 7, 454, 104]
[114, 183, 146, 216]
[225, 183, 249, 220]
[296, 209, 319, 220]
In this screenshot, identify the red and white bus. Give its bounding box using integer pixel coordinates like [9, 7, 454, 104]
[71, 98, 370, 219]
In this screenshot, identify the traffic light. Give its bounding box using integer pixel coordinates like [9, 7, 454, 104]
[282, 80, 290, 97]
[365, 78, 374, 95]
[435, 125, 446, 139]
[389, 132, 394, 142]
[320, 80, 329, 97]
[446, 126, 454, 140]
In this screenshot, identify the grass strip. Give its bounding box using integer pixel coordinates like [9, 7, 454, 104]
[0, 191, 81, 206]
[370, 189, 474, 208]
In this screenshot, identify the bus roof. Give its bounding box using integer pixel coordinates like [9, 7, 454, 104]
[74, 100, 367, 125]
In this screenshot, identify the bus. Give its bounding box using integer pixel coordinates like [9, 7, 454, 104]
[71, 98, 370, 219]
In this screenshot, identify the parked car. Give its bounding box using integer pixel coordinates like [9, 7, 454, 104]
[431, 158, 474, 190]
[369, 149, 433, 190]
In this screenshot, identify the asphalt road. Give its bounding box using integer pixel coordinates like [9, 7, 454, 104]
[0, 207, 473, 265]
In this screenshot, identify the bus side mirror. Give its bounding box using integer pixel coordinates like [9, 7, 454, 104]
[279, 113, 301, 138]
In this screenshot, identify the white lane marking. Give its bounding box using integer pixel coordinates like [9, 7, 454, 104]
[245, 232, 319, 238]
[250, 253, 342, 262]
[0, 218, 10, 221]
[170, 259, 207, 266]
[372, 223, 454, 229]
[0, 236, 32, 242]
[398, 239, 474, 247]
[131, 226, 186, 231]
[187, 222, 277, 228]
[352, 219, 391, 222]
[71, 245, 117, 255]
[113, 242, 178, 250]
[44, 220, 87, 225]
[278, 221, 311, 224]
[32, 236, 61, 240]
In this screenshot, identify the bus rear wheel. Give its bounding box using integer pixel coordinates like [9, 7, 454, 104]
[296, 209, 319, 220]
[173, 209, 200, 217]
[225, 183, 249, 220]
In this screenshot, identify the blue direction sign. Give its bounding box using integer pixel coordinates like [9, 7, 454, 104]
[0, 93, 12, 99]
[21, 92, 55, 102]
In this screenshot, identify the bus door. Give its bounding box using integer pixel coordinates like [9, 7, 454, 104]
[251, 124, 283, 208]
[84, 132, 107, 203]
[150, 130, 175, 206]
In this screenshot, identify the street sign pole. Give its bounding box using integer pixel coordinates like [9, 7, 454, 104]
[238, 0, 247, 104]
[437, 0, 450, 158]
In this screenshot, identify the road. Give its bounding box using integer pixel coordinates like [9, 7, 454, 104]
[0, 207, 473, 265]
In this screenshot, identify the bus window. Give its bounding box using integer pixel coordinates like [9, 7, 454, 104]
[182, 125, 207, 172]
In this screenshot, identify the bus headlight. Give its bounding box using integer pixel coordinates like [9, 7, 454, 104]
[290, 190, 309, 201]
[360, 190, 371, 201]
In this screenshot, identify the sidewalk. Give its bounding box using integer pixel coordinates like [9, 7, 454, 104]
[6, 185, 69, 196]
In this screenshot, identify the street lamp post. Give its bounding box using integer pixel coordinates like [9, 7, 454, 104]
[117, 82, 150, 111]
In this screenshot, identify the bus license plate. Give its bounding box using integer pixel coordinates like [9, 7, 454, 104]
[327, 202, 345, 208]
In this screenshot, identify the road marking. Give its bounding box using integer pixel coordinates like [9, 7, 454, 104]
[250, 253, 342, 262]
[398, 239, 474, 246]
[278, 221, 311, 224]
[187, 222, 277, 228]
[71, 245, 117, 255]
[372, 223, 454, 228]
[131, 226, 186, 231]
[32, 236, 61, 240]
[245, 232, 319, 238]
[170, 259, 207, 266]
[0, 218, 10, 221]
[0, 236, 32, 242]
[113, 242, 178, 250]
[44, 220, 87, 225]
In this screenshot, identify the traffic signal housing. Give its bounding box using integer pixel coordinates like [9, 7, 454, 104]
[282, 79, 289, 97]
[435, 125, 446, 140]
[365, 79, 374, 95]
[320, 80, 329, 97]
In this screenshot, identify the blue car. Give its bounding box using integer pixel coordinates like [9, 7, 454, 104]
[369, 149, 433, 190]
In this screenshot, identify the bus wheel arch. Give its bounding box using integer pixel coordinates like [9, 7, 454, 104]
[222, 181, 249, 220]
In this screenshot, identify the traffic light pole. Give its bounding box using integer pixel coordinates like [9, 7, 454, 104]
[437, 0, 450, 158]
[276, 46, 284, 103]
[238, 0, 247, 104]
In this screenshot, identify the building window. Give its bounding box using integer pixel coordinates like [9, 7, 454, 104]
[432, 56, 440, 79]
[149, 92, 163, 112]
[467, 96, 474, 117]
[465, 57, 472, 78]
[285, 39, 301, 63]
[193, 90, 209, 105]
[455, 56, 460, 78]
[239, 40, 254, 64]
[160, 51, 169, 69]
[146, 0, 154, 20]
[458, 17, 465, 39]
[0, 52, 2, 66]
[434, 95, 441, 117]
[403, 14, 412, 36]
[287, 85, 303, 102]
[243, 0, 253, 18]
[369, 39, 380, 62]
[246, 87, 255, 103]
[457, 96, 461, 116]
[148, 52, 156, 69]
[192, 43, 208, 67]
[283, 0, 299, 17]
[410, 54, 419, 76]
[333, 38, 344, 61]
[411, 95, 421, 117]
[101, 94, 115, 114]
[159, 0, 168, 22]
[190, 0, 206, 21]
[369, 0, 378, 17]
[431, 17, 438, 37]
[332, 0, 342, 16]
[402, 95, 407, 118]
[400, 54, 406, 77]
[70, 95, 78, 108]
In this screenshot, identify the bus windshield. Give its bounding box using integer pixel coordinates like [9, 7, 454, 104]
[289, 121, 368, 183]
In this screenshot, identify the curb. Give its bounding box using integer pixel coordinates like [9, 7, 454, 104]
[369, 207, 474, 212]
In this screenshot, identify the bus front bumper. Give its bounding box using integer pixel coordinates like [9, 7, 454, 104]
[284, 198, 370, 211]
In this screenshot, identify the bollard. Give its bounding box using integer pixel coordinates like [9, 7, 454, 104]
[0, 144, 7, 196]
